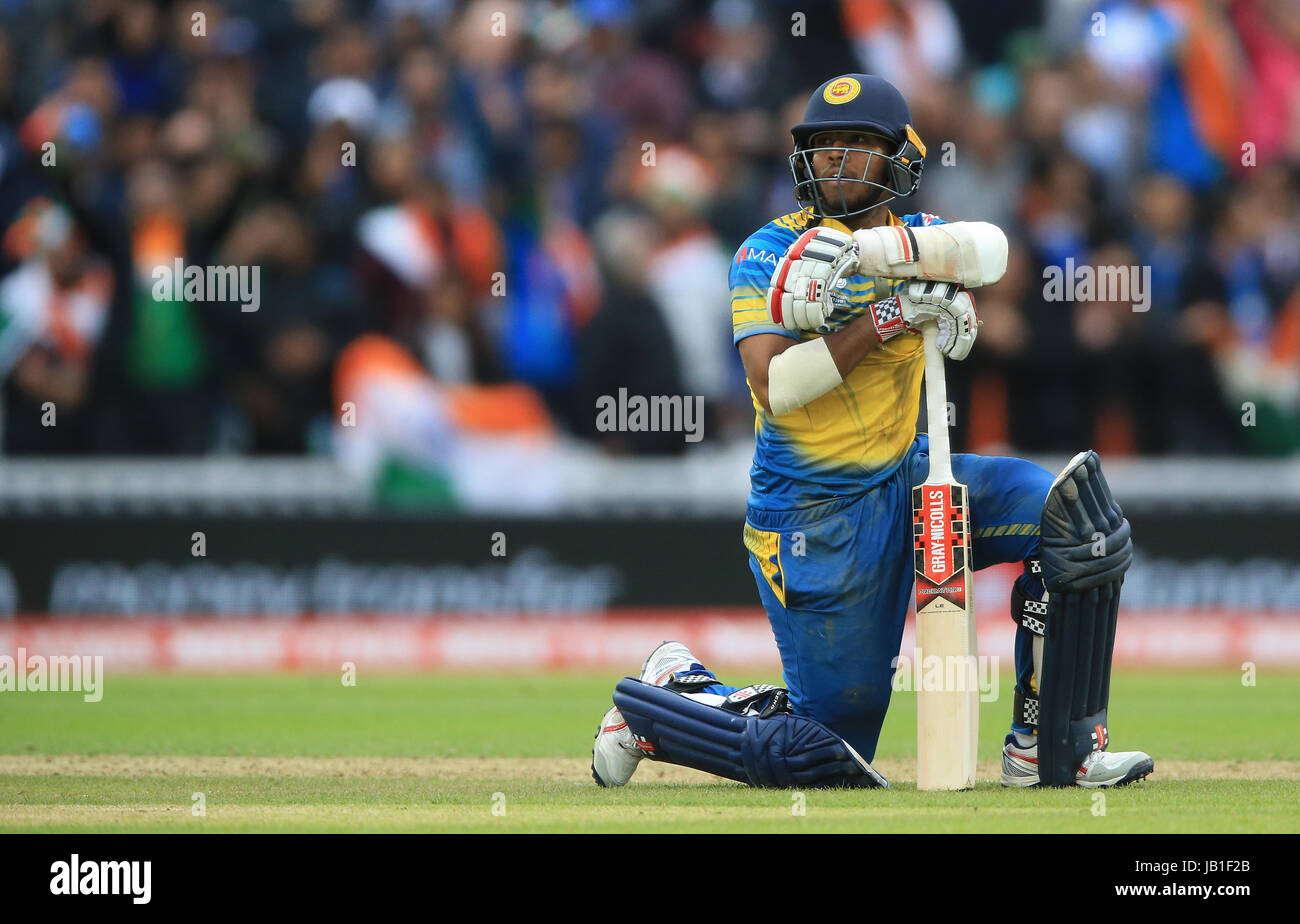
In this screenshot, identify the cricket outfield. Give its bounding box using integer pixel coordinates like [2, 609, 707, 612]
[1, 670, 1296, 834]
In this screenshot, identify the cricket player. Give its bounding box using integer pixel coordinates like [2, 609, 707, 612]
[592, 74, 1153, 789]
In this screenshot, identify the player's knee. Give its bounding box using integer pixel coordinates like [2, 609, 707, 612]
[1040, 450, 1132, 592]
[796, 683, 890, 757]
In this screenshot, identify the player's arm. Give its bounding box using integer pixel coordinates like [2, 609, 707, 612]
[752, 227, 981, 415]
[738, 315, 885, 416]
[852, 221, 1007, 287]
[771, 220, 1008, 295]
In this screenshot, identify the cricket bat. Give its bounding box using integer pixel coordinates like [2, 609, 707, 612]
[912, 322, 979, 791]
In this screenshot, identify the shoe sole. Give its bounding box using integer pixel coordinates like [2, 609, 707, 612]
[1000, 774, 1040, 788]
[591, 714, 612, 788]
[591, 745, 609, 787]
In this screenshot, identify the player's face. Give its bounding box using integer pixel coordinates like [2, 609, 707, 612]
[808, 130, 893, 209]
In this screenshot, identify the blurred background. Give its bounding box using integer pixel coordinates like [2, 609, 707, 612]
[0, 0, 1297, 672]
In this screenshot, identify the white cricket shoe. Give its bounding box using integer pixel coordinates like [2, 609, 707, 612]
[592, 641, 713, 787]
[1074, 749, 1155, 788]
[1001, 738, 1042, 788]
[591, 705, 645, 788]
[1001, 737, 1154, 788]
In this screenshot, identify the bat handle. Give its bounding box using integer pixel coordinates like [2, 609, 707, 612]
[922, 322, 953, 484]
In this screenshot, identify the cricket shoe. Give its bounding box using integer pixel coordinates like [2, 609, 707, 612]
[591, 705, 646, 788]
[592, 641, 718, 787]
[1074, 749, 1156, 788]
[1000, 736, 1154, 788]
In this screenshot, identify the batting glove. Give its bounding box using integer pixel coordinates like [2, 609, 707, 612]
[899, 281, 980, 360]
[766, 227, 857, 332]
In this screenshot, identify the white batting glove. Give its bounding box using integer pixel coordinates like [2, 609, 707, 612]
[766, 227, 858, 331]
[899, 281, 980, 360]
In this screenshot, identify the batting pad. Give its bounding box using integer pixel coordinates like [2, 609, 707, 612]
[1037, 451, 1132, 787]
[613, 678, 889, 789]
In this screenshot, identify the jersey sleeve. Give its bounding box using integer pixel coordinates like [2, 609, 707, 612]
[899, 211, 946, 227]
[730, 229, 799, 344]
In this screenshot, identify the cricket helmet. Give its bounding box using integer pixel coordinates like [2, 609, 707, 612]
[789, 74, 927, 219]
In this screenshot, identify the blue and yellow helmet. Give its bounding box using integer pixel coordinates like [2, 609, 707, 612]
[789, 74, 927, 219]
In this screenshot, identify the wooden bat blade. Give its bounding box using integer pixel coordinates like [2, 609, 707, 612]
[913, 480, 978, 791]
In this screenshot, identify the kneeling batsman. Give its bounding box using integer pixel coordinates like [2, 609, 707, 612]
[590, 220, 1151, 790]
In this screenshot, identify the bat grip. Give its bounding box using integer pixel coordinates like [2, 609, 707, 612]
[922, 322, 953, 484]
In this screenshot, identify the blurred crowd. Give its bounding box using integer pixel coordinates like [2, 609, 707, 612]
[0, 0, 1298, 461]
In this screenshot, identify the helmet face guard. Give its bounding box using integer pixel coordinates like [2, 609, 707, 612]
[788, 132, 925, 219]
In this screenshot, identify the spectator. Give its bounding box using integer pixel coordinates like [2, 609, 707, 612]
[634, 145, 743, 430]
[577, 208, 688, 454]
[0, 0, 1290, 459]
[840, 0, 963, 97]
[355, 145, 503, 379]
[217, 201, 357, 453]
[0, 200, 111, 453]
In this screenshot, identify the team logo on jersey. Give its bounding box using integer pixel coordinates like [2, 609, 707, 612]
[823, 76, 861, 104]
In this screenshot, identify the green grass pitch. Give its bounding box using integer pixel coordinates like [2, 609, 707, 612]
[1, 668, 1297, 832]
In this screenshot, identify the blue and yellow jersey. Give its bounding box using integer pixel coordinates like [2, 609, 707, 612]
[730, 208, 945, 510]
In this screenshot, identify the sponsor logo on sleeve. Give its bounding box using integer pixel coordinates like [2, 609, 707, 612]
[736, 247, 778, 266]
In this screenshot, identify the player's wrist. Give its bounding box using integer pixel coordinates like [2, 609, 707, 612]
[869, 295, 908, 343]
